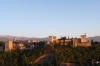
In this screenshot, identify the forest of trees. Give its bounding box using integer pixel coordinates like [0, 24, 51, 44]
[0, 41, 5, 47]
[54, 45, 100, 66]
[0, 45, 53, 66]
[0, 41, 100, 66]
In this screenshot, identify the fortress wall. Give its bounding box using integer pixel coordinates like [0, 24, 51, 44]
[65, 39, 72, 42]
[77, 42, 91, 47]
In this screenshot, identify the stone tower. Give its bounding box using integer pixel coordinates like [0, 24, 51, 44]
[48, 36, 57, 42]
[5, 41, 13, 51]
[73, 38, 78, 47]
[81, 33, 86, 42]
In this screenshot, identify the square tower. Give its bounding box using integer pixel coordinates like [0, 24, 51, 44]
[81, 34, 86, 42]
[5, 41, 13, 51]
[48, 36, 57, 42]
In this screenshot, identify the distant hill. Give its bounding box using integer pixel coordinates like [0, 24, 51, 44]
[0, 35, 29, 41]
[0, 35, 49, 41]
[0, 35, 100, 42]
[87, 36, 100, 42]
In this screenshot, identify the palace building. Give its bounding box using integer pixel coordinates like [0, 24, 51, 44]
[4, 34, 91, 51]
[48, 33, 91, 47]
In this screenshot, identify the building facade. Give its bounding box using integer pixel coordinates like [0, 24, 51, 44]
[48, 34, 91, 47]
[5, 41, 13, 51]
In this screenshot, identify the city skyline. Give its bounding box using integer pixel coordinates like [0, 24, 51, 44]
[0, 0, 100, 38]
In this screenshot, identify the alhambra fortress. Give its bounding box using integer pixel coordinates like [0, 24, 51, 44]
[5, 33, 91, 52]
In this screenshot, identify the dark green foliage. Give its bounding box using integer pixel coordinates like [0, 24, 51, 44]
[0, 41, 5, 47]
[0, 45, 52, 66]
[53, 53, 58, 66]
[54, 45, 100, 66]
[0, 43, 100, 66]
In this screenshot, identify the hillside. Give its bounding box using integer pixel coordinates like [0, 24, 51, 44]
[87, 36, 100, 42]
[0, 35, 100, 42]
[0, 35, 28, 41]
[0, 35, 49, 41]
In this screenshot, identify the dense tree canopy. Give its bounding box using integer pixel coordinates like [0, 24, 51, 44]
[0, 42, 100, 66]
[0, 41, 5, 47]
[54, 45, 100, 66]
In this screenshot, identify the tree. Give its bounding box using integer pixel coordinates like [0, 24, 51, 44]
[0, 41, 5, 48]
[91, 39, 94, 44]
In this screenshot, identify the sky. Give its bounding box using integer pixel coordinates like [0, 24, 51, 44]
[0, 0, 100, 38]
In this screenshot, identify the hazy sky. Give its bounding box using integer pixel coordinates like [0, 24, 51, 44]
[0, 0, 100, 38]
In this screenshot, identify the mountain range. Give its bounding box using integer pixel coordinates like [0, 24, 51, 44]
[0, 35, 100, 42]
[0, 35, 48, 41]
[87, 36, 100, 42]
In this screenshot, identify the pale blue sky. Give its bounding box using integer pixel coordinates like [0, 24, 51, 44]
[0, 0, 100, 38]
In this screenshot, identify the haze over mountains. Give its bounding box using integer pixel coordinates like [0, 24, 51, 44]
[0, 35, 100, 42]
[0, 35, 48, 41]
[87, 36, 100, 42]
